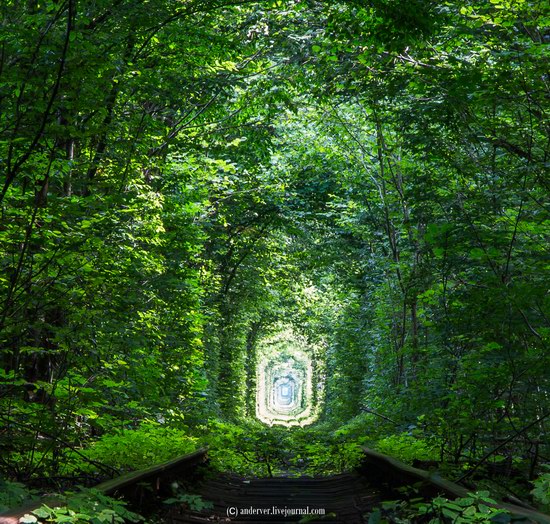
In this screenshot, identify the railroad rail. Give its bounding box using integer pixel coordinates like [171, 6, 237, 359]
[0, 448, 208, 524]
[1, 447, 549, 523]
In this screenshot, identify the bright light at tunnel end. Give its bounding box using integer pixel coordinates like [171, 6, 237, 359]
[256, 328, 323, 427]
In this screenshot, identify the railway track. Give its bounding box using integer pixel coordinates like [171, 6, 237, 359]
[165, 471, 382, 523]
[1, 448, 549, 523]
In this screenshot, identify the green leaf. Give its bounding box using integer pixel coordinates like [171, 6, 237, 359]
[19, 515, 38, 523]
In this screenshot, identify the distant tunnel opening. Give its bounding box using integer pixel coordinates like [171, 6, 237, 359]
[256, 328, 323, 427]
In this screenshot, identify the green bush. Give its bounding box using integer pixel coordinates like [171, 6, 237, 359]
[22, 488, 143, 524]
[164, 493, 213, 512]
[298, 440, 364, 475]
[531, 468, 550, 513]
[419, 491, 510, 523]
[369, 491, 511, 523]
[207, 420, 289, 477]
[0, 478, 37, 512]
[375, 433, 438, 465]
[79, 422, 199, 471]
[207, 420, 368, 477]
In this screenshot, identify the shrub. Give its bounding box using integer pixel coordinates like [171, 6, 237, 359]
[0, 478, 37, 512]
[375, 433, 438, 464]
[531, 468, 550, 513]
[79, 422, 199, 471]
[21, 488, 143, 524]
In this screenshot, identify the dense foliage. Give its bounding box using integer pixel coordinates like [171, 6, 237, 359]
[1, 0, 548, 518]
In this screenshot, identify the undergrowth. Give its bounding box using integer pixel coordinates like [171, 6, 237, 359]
[2, 416, 549, 521]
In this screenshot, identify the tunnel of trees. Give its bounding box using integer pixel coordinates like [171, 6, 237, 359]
[0, 0, 549, 520]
